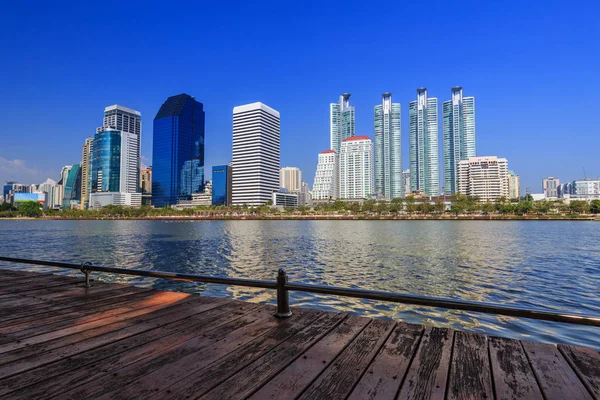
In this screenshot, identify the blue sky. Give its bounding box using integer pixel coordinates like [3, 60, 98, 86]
[1, 0, 598, 195]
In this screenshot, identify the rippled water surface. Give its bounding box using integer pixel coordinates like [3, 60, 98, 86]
[1, 220, 599, 349]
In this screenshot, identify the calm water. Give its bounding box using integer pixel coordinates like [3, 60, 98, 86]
[1, 220, 599, 349]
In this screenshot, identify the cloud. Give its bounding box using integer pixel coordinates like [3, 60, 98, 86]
[141, 155, 151, 169]
[0, 156, 42, 184]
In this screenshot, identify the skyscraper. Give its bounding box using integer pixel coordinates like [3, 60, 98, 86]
[312, 150, 338, 200]
[152, 94, 205, 207]
[212, 165, 231, 206]
[542, 177, 560, 198]
[374, 93, 402, 200]
[280, 167, 302, 193]
[409, 88, 439, 195]
[330, 94, 355, 154]
[508, 170, 520, 199]
[457, 156, 509, 201]
[80, 137, 93, 209]
[339, 136, 373, 199]
[62, 164, 81, 209]
[231, 102, 280, 206]
[443, 87, 476, 195]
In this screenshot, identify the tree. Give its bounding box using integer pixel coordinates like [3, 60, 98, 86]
[517, 201, 533, 215]
[404, 196, 417, 214]
[434, 199, 446, 213]
[523, 194, 534, 202]
[0, 203, 15, 212]
[361, 200, 376, 213]
[533, 201, 550, 214]
[17, 201, 43, 218]
[481, 202, 495, 213]
[590, 200, 600, 214]
[375, 200, 389, 214]
[569, 200, 589, 214]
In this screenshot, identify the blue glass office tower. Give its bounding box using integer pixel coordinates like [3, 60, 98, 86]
[90, 129, 122, 193]
[212, 165, 231, 206]
[152, 94, 205, 207]
[62, 164, 81, 209]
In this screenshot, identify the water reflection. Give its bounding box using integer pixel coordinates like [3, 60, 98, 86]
[0, 220, 599, 349]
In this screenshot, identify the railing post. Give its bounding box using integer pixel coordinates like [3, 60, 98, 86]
[275, 267, 292, 318]
[80, 262, 93, 287]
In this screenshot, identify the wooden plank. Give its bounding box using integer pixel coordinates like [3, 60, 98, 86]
[396, 327, 454, 400]
[489, 337, 544, 400]
[70, 308, 321, 400]
[200, 312, 348, 400]
[0, 277, 80, 293]
[297, 319, 396, 400]
[250, 315, 371, 400]
[347, 322, 424, 400]
[0, 291, 192, 357]
[447, 331, 493, 400]
[558, 344, 600, 399]
[522, 340, 593, 400]
[0, 301, 260, 399]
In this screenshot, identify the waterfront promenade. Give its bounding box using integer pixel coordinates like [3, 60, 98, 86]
[0, 269, 599, 399]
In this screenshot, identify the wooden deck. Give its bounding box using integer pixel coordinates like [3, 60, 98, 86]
[0, 269, 598, 400]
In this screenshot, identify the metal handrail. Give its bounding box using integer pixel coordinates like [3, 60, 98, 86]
[1, 256, 599, 327]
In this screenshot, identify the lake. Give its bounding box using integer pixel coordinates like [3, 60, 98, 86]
[0, 219, 599, 349]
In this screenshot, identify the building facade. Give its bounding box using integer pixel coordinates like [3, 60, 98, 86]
[542, 177, 560, 198]
[280, 167, 302, 193]
[298, 181, 312, 206]
[330, 94, 355, 154]
[409, 88, 439, 196]
[152, 94, 205, 207]
[402, 169, 411, 196]
[508, 170, 520, 199]
[572, 179, 600, 199]
[374, 93, 402, 200]
[457, 156, 509, 202]
[339, 136, 373, 199]
[443, 87, 476, 195]
[212, 165, 231, 206]
[140, 167, 152, 194]
[312, 150, 338, 200]
[272, 191, 298, 208]
[80, 137, 93, 209]
[62, 164, 81, 209]
[231, 102, 280, 206]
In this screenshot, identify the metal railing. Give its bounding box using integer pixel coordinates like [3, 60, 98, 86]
[1, 256, 599, 327]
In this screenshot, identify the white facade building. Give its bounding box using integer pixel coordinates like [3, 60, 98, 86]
[409, 88, 439, 195]
[508, 170, 521, 199]
[339, 136, 374, 200]
[298, 181, 312, 206]
[280, 167, 302, 193]
[457, 156, 509, 201]
[573, 179, 600, 199]
[542, 177, 560, 198]
[232, 102, 280, 206]
[312, 150, 338, 200]
[402, 169, 411, 196]
[374, 93, 402, 200]
[330, 94, 355, 154]
[89, 192, 142, 209]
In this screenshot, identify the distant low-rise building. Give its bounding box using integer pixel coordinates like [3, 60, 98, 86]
[542, 177, 560, 198]
[272, 191, 298, 208]
[457, 156, 509, 201]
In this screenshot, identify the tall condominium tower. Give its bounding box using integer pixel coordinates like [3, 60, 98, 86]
[330, 93, 355, 154]
[409, 88, 439, 195]
[374, 92, 402, 200]
[442, 87, 476, 195]
[508, 170, 520, 199]
[80, 136, 93, 209]
[457, 156, 509, 201]
[280, 167, 302, 192]
[231, 102, 280, 206]
[152, 94, 205, 207]
[339, 136, 373, 199]
[312, 150, 338, 200]
[102, 105, 142, 191]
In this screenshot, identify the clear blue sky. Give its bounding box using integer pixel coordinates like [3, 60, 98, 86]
[1, 0, 598, 194]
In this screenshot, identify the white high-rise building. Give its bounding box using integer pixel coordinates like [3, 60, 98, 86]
[330, 94, 355, 154]
[280, 167, 302, 193]
[312, 150, 338, 200]
[409, 88, 439, 195]
[374, 93, 402, 200]
[508, 170, 520, 199]
[542, 177, 560, 198]
[231, 102, 280, 206]
[339, 136, 373, 199]
[457, 156, 509, 201]
[443, 87, 476, 195]
[402, 169, 411, 196]
[81, 137, 93, 208]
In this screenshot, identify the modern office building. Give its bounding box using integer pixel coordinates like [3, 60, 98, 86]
[402, 169, 411, 196]
[508, 170, 521, 199]
[81, 137, 93, 209]
[280, 167, 302, 193]
[152, 94, 205, 207]
[572, 179, 600, 199]
[231, 102, 280, 206]
[374, 93, 402, 200]
[312, 150, 338, 200]
[52, 165, 72, 209]
[212, 165, 231, 206]
[339, 136, 373, 199]
[457, 156, 509, 201]
[542, 177, 560, 198]
[409, 88, 439, 196]
[298, 181, 312, 206]
[140, 167, 152, 194]
[62, 164, 82, 209]
[272, 191, 298, 208]
[330, 94, 355, 154]
[443, 87, 476, 195]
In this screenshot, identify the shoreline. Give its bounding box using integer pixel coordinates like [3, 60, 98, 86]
[1, 215, 598, 221]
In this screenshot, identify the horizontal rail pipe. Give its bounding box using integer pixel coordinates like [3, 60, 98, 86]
[1, 256, 599, 327]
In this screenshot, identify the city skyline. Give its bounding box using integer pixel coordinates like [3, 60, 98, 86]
[1, 2, 599, 195]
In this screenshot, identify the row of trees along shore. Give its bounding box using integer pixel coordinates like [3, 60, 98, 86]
[2, 195, 600, 218]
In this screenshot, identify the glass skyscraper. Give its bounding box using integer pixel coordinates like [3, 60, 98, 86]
[330, 93, 355, 154]
[152, 94, 205, 207]
[442, 87, 476, 195]
[212, 165, 231, 206]
[374, 93, 402, 200]
[409, 88, 439, 196]
[62, 164, 81, 209]
[90, 129, 122, 193]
